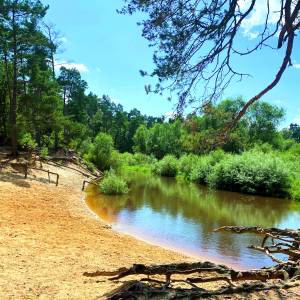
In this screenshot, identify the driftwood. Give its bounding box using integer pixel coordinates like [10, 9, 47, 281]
[85, 226, 300, 299]
[215, 226, 300, 263]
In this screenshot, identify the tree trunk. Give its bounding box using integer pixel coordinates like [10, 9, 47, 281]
[10, 7, 18, 156]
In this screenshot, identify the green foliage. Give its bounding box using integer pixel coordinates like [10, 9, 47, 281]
[133, 125, 148, 153]
[0, 1, 298, 202]
[140, 120, 184, 159]
[178, 154, 199, 180]
[290, 177, 300, 201]
[40, 146, 49, 158]
[85, 133, 114, 171]
[190, 156, 213, 184]
[116, 152, 157, 167]
[99, 171, 129, 195]
[153, 155, 179, 177]
[110, 150, 125, 171]
[208, 151, 291, 197]
[77, 138, 93, 156]
[83, 159, 96, 173]
[132, 153, 157, 165]
[18, 133, 37, 150]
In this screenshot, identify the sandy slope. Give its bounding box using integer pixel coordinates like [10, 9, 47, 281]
[0, 162, 299, 299]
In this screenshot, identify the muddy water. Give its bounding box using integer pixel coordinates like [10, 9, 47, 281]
[85, 172, 300, 270]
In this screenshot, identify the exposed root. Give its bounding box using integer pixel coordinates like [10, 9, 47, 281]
[105, 280, 299, 300]
[89, 226, 300, 299]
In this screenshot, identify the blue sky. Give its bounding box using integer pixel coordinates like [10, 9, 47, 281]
[43, 0, 300, 126]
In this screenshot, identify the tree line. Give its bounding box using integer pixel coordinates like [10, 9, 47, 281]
[0, 0, 299, 164]
[0, 0, 164, 156]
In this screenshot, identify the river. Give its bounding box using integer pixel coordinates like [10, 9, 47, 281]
[85, 172, 300, 270]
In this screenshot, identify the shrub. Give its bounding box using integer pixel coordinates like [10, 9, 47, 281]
[99, 172, 129, 195]
[40, 146, 49, 158]
[190, 156, 213, 184]
[19, 133, 37, 150]
[178, 154, 199, 179]
[208, 151, 291, 197]
[210, 149, 226, 164]
[188, 150, 226, 184]
[132, 153, 157, 165]
[110, 150, 125, 171]
[154, 155, 179, 177]
[83, 159, 96, 173]
[85, 133, 114, 171]
[290, 177, 300, 201]
[119, 152, 135, 166]
[77, 138, 93, 156]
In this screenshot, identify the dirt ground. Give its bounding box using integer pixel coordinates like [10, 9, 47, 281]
[0, 160, 299, 299]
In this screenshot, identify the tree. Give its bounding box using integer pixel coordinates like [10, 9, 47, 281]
[121, 0, 300, 129]
[19, 43, 63, 147]
[57, 66, 87, 118]
[0, 0, 48, 155]
[146, 120, 183, 158]
[288, 123, 300, 142]
[85, 133, 114, 170]
[133, 124, 148, 153]
[43, 22, 64, 79]
[247, 102, 285, 145]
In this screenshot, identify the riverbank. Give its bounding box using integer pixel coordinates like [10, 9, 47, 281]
[0, 162, 190, 299]
[0, 162, 299, 299]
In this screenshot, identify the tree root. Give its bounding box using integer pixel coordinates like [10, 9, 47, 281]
[86, 226, 300, 299]
[105, 280, 299, 300]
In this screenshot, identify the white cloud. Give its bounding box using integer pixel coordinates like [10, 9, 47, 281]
[239, 0, 281, 38]
[55, 60, 89, 73]
[293, 64, 300, 69]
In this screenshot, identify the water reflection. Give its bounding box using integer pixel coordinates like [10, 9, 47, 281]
[85, 172, 300, 270]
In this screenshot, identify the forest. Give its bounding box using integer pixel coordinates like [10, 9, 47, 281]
[0, 1, 300, 200]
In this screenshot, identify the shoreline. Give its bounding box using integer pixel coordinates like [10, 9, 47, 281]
[1, 162, 298, 299]
[0, 163, 191, 299]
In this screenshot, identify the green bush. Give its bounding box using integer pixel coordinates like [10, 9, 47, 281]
[110, 150, 125, 171]
[132, 153, 157, 165]
[118, 152, 136, 166]
[210, 149, 226, 164]
[208, 151, 291, 197]
[178, 154, 199, 179]
[40, 146, 49, 158]
[290, 177, 300, 200]
[99, 172, 129, 195]
[179, 150, 226, 184]
[19, 133, 37, 150]
[77, 138, 93, 156]
[153, 155, 179, 177]
[85, 133, 114, 171]
[190, 156, 213, 184]
[83, 159, 96, 173]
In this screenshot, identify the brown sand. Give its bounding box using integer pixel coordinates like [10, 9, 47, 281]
[0, 162, 299, 299]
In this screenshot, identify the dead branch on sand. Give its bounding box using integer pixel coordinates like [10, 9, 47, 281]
[84, 226, 300, 299]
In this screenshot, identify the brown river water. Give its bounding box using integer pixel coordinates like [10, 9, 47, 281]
[85, 172, 300, 270]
